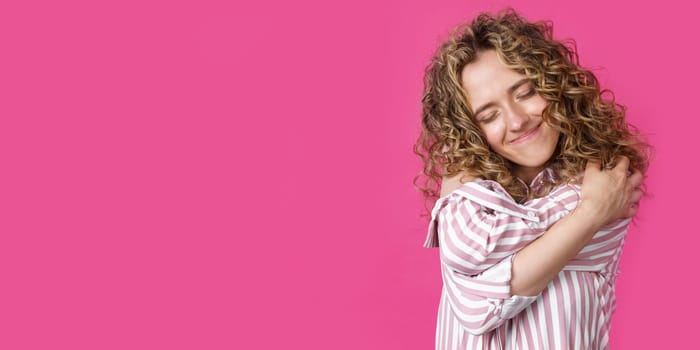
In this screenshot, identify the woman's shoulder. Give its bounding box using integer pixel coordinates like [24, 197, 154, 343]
[434, 176, 524, 220]
[440, 170, 521, 202]
[440, 172, 477, 197]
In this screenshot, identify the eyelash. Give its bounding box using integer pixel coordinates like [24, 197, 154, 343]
[518, 88, 536, 99]
[478, 88, 537, 123]
[481, 112, 498, 123]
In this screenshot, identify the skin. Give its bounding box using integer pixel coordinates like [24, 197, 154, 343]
[459, 50, 560, 184]
[441, 49, 644, 296]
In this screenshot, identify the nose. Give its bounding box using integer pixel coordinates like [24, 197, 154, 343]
[504, 103, 530, 131]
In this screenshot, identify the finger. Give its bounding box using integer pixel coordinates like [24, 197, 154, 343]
[627, 169, 644, 188]
[613, 156, 630, 173]
[585, 159, 601, 176]
[626, 203, 639, 218]
[630, 189, 643, 203]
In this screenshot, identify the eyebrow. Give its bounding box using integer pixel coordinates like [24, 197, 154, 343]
[472, 78, 531, 118]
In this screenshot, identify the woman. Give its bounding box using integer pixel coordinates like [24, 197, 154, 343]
[414, 9, 650, 350]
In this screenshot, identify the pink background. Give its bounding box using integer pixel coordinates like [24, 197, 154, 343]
[0, 0, 695, 349]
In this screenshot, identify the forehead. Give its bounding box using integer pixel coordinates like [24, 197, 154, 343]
[460, 50, 526, 107]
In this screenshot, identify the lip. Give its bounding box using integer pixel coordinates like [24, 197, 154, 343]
[508, 123, 541, 144]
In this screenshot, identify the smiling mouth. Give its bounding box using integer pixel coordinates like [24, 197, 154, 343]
[509, 123, 541, 144]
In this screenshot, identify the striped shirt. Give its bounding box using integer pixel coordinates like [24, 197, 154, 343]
[424, 168, 630, 349]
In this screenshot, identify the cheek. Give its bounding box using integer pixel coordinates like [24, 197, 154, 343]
[479, 124, 505, 149]
[543, 125, 560, 146]
[527, 96, 548, 114]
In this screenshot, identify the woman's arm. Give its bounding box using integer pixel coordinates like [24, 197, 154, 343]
[441, 254, 539, 335]
[436, 158, 642, 334]
[510, 158, 642, 296]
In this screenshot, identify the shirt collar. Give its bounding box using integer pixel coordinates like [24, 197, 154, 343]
[516, 164, 561, 198]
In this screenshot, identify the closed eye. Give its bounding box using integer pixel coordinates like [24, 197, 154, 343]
[479, 111, 498, 123]
[517, 88, 536, 99]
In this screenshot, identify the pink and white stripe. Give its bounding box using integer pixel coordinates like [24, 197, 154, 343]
[424, 171, 630, 350]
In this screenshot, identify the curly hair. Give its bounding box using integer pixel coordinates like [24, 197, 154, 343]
[414, 8, 651, 214]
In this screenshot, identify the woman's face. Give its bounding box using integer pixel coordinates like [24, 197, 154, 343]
[460, 49, 560, 183]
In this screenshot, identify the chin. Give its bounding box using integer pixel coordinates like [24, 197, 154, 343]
[511, 157, 549, 168]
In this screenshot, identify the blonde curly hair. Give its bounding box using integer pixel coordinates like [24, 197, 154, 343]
[414, 8, 651, 213]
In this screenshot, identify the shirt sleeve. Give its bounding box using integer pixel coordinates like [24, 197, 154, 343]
[432, 182, 548, 276]
[441, 254, 539, 335]
[424, 181, 559, 335]
[439, 215, 632, 336]
[427, 181, 630, 335]
[567, 217, 631, 271]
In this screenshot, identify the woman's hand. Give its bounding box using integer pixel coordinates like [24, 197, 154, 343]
[576, 156, 643, 229]
[510, 156, 643, 296]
